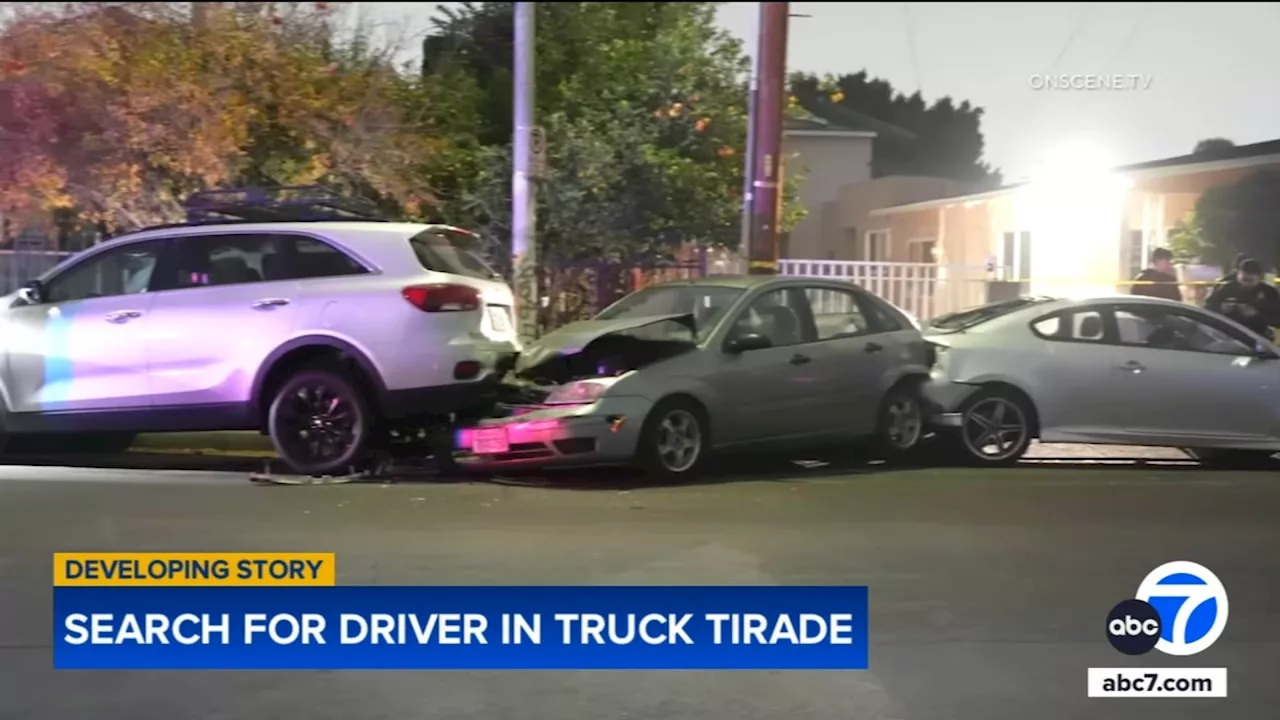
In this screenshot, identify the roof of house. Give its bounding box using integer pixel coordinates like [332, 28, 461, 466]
[1115, 138, 1280, 172]
[872, 137, 1280, 216]
[785, 98, 917, 141]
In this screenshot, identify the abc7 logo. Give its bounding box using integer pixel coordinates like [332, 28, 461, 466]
[1106, 561, 1229, 656]
[1106, 599, 1162, 655]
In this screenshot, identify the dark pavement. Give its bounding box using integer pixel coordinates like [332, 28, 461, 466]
[0, 455, 1276, 720]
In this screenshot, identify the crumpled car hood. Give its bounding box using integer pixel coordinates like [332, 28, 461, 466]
[515, 312, 696, 378]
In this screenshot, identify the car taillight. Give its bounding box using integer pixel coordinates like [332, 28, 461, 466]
[402, 284, 481, 312]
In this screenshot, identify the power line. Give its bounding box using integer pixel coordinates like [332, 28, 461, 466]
[1047, 2, 1095, 74]
[903, 2, 923, 96]
[1106, 5, 1151, 72]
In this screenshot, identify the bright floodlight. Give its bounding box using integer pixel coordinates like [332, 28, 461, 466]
[1031, 142, 1115, 186]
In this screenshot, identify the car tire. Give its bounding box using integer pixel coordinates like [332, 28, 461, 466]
[267, 367, 373, 477]
[1186, 448, 1278, 470]
[870, 381, 927, 462]
[953, 387, 1035, 466]
[634, 397, 710, 483]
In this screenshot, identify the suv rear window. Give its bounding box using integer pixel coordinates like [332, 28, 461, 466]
[409, 228, 499, 280]
[929, 296, 1054, 331]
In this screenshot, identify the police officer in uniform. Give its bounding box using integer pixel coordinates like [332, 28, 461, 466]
[1205, 258, 1280, 339]
[1130, 247, 1182, 302]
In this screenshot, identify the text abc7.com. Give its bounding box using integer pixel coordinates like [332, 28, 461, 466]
[1089, 561, 1229, 698]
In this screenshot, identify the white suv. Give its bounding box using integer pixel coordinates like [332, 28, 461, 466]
[0, 197, 520, 475]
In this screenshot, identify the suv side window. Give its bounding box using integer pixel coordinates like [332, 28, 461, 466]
[157, 234, 276, 290]
[805, 286, 871, 340]
[1114, 305, 1254, 355]
[43, 240, 165, 303]
[281, 235, 368, 280]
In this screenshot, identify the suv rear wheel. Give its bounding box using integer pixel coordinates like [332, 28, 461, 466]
[267, 367, 372, 476]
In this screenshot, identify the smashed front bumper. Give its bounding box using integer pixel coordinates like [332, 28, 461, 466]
[453, 395, 655, 470]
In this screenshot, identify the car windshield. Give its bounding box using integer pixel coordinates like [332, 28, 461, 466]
[595, 285, 745, 337]
[409, 227, 500, 280]
[930, 296, 1055, 331]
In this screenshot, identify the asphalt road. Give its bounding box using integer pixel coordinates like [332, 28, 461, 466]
[0, 453, 1277, 720]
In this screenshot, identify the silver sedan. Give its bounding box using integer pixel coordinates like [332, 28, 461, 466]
[921, 295, 1280, 467]
[453, 275, 932, 481]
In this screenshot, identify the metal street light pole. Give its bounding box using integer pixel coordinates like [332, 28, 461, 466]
[511, 1, 539, 343]
[746, 2, 790, 275]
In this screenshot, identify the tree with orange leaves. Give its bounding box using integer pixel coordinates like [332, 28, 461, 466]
[0, 2, 435, 232]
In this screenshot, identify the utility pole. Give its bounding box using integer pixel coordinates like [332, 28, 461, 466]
[739, 58, 760, 261]
[747, 2, 790, 275]
[511, 2, 539, 343]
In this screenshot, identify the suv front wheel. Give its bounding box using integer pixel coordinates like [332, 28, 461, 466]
[267, 368, 372, 476]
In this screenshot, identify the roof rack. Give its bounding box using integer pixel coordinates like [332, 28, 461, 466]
[180, 186, 388, 224]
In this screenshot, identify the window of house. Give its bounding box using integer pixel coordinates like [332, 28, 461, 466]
[1001, 232, 1016, 280]
[864, 230, 889, 261]
[908, 239, 936, 263]
[1018, 231, 1032, 280]
[1122, 230, 1145, 279]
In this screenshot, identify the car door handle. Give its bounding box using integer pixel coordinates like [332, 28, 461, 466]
[790, 353, 811, 366]
[865, 342, 884, 353]
[1118, 360, 1145, 373]
[104, 310, 142, 324]
[251, 298, 291, 310]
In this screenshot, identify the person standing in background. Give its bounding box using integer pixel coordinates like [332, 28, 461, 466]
[1218, 254, 1248, 286]
[1206, 258, 1280, 339]
[1130, 247, 1182, 302]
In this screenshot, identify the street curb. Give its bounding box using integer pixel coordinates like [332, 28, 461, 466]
[130, 432, 276, 457]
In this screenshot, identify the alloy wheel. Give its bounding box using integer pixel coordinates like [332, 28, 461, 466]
[654, 409, 703, 473]
[275, 382, 360, 468]
[961, 397, 1028, 461]
[884, 395, 924, 450]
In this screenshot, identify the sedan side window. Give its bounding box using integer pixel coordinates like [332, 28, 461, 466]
[43, 240, 165, 304]
[1031, 309, 1106, 342]
[729, 288, 813, 347]
[1115, 306, 1253, 355]
[805, 287, 870, 340]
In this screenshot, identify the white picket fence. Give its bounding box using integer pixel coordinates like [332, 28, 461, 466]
[778, 259, 988, 320]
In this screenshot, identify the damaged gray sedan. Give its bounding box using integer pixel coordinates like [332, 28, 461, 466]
[453, 275, 933, 481]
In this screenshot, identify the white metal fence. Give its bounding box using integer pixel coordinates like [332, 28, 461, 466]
[779, 259, 988, 320]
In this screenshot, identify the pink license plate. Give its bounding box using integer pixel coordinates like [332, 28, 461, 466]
[472, 427, 510, 454]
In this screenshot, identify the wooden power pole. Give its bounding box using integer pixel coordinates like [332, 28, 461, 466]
[747, 2, 790, 275]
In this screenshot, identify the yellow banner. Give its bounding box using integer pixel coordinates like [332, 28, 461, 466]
[53, 552, 336, 587]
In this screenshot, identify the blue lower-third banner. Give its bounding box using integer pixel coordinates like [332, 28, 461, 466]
[54, 585, 869, 670]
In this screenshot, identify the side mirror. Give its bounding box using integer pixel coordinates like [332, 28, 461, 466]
[725, 332, 772, 354]
[16, 279, 44, 305]
[1253, 342, 1278, 360]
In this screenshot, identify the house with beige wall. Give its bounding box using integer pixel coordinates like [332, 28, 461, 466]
[781, 116, 875, 259]
[867, 138, 1280, 304]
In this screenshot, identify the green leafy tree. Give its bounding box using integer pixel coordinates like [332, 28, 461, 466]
[790, 71, 1001, 187]
[1166, 211, 1209, 263]
[1195, 170, 1280, 271]
[422, 1, 796, 276]
[1192, 137, 1235, 156]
